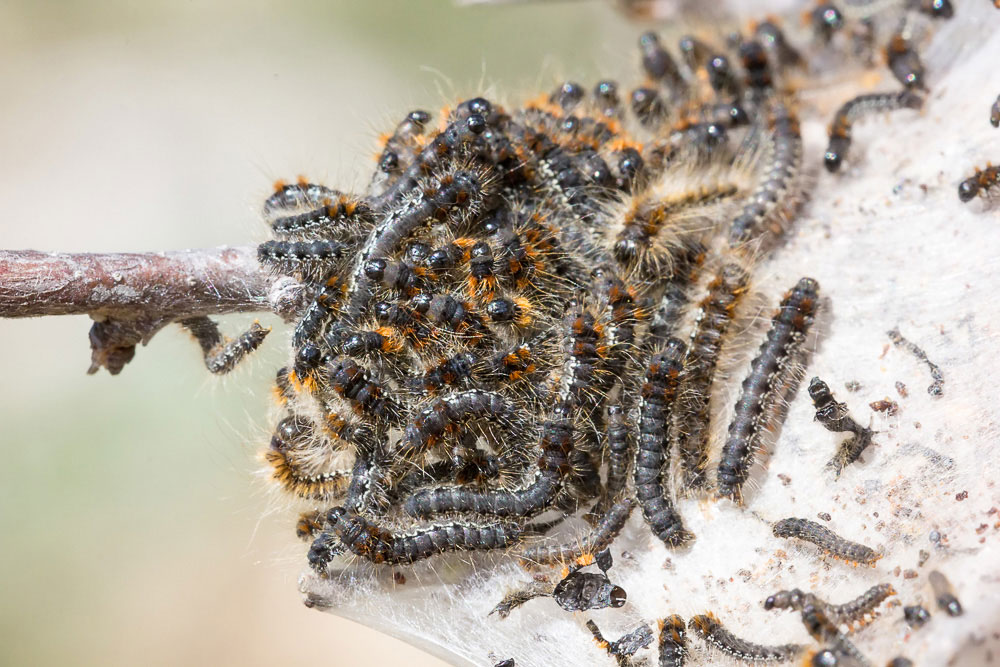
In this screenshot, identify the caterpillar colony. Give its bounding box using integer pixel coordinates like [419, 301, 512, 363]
[143, 0, 993, 664]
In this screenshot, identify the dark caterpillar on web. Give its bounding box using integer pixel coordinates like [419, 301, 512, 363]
[178, 317, 270, 375]
[308, 507, 522, 568]
[402, 405, 572, 519]
[772, 517, 881, 566]
[269, 194, 372, 240]
[764, 583, 895, 629]
[688, 612, 802, 662]
[824, 90, 923, 173]
[517, 498, 634, 567]
[674, 263, 748, 490]
[264, 416, 351, 501]
[262, 177, 338, 221]
[729, 104, 802, 248]
[957, 164, 1000, 203]
[657, 614, 688, 667]
[717, 277, 818, 503]
[635, 338, 694, 547]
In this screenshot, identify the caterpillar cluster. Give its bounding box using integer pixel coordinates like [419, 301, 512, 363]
[254, 21, 833, 571]
[199, 1, 963, 664]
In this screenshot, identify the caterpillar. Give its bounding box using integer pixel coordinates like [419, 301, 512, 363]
[928, 570, 963, 616]
[370, 109, 432, 198]
[717, 278, 819, 502]
[636, 338, 695, 547]
[957, 164, 1000, 204]
[729, 104, 803, 247]
[264, 416, 351, 501]
[178, 317, 269, 374]
[799, 603, 870, 667]
[824, 90, 924, 172]
[395, 390, 520, 460]
[886, 34, 925, 90]
[402, 406, 571, 519]
[602, 404, 632, 508]
[257, 240, 349, 282]
[269, 194, 372, 240]
[308, 507, 521, 568]
[674, 263, 748, 490]
[688, 612, 802, 662]
[772, 517, 881, 566]
[764, 584, 895, 629]
[262, 178, 338, 222]
[657, 615, 688, 667]
[517, 498, 634, 567]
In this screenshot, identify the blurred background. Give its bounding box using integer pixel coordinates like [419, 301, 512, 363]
[0, 1, 639, 664]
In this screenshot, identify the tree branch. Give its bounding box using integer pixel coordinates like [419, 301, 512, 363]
[0, 246, 303, 374]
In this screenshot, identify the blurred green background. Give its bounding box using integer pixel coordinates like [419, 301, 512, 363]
[0, 1, 636, 664]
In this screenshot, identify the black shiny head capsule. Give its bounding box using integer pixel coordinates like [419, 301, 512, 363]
[824, 149, 843, 173]
[426, 249, 453, 270]
[466, 97, 491, 116]
[379, 150, 398, 172]
[617, 148, 644, 187]
[407, 109, 431, 126]
[373, 301, 393, 321]
[763, 588, 804, 610]
[903, 604, 931, 628]
[679, 34, 711, 70]
[466, 114, 487, 135]
[887, 35, 924, 89]
[342, 331, 386, 356]
[705, 122, 726, 146]
[811, 649, 839, 667]
[812, 3, 844, 41]
[363, 258, 388, 280]
[552, 81, 584, 111]
[410, 293, 432, 313]
[486, 298, 515, 322]
[937, 593, 962, 617]
[595, 80, 618, 97]
[707, 54, 737, 94]
[594, 80, 620, 116]
[639, 31, 681, 85]
[270, 415, 311, 451]
[294, 342, 323, 375]
[480, 207, 511, 235]
[958, 177, 979, 202]
[724, 102, 749, 127]
[921, 0, 953, 18]
[630, 87, 666, 127]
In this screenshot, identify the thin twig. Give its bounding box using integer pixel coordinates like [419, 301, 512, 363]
[0, 246, 303, 374]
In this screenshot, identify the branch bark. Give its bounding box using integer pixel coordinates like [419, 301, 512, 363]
[0, 246, 302, 374]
